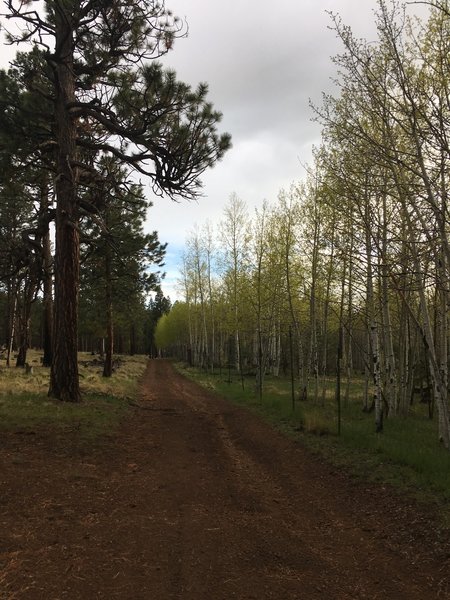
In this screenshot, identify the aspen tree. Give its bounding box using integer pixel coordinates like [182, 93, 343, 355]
[219, 194, 250, 375]
[276, 185, 305, 383]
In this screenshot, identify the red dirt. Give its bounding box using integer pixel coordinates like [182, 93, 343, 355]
[1, 359, 449, 599]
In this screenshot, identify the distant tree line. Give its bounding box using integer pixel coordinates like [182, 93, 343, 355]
[0, 286, 170, 355]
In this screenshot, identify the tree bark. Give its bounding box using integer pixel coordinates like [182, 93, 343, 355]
[48, 7, 81, 402]
[42, 224, 54, 368]
[6, 280, 17, 367]
[308, 204, 320, 403]
[103, 239, 113, 378]
[41, 180, 53, 367]
[365, 206, 383, 432]
[15, 273, 38, 368]
[321, 223, 336, 404]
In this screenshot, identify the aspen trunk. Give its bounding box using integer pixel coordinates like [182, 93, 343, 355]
[398, 300, 410, 416]
[198, 258, 209, 370]
[402, 208, 450, 447]
[380, 193, 397, 415]
[437, 189, 448, 432]
[321, 223, 336, 404]
[207, 247, 215, 372]
[395, 165, 450, 444]
[284, 212, 304, 383]
[366, 212, 383, 432]
[345, 229, 354, 406]
[271, 323, 281, 377]
[309, 211, 320, 403]
[363, 333, 371, 412]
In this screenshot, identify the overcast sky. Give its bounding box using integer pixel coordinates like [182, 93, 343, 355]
[150, 0, 427, 299]
[0, 1, 428, 300]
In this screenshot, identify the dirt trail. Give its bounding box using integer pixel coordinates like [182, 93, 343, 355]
[1, 359, 449, 599]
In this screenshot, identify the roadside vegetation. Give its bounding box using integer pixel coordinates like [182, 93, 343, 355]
[176, 362, 450, 523]
[155, 4, 450, 522]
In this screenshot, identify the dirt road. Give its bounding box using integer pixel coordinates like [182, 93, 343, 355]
[1, 359, 449, 599]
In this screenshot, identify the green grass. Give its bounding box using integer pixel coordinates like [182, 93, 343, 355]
[0, 391, 127, 440]
[175, 363, 450, 523]
[0, 351, 147, 443]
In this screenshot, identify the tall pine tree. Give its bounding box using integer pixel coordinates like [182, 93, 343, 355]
[3, 0, 230, 401]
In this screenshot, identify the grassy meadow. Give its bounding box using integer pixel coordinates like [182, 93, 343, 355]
[175, 363, 450, 523]
[0, 350, 147, 442]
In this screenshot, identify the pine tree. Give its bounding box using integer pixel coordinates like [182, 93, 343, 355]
[3, 0, 231, 401]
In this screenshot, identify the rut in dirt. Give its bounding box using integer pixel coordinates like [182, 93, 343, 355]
[1, 359, 449, 600]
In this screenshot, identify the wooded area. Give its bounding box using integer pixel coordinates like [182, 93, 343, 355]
[0, 0, 229, 399]
[2, 2, 450, 598]
[155, 2, 450, 446]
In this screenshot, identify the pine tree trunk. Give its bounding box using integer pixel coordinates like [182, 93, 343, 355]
[49, 11, 81, 402]
[16, 276, 38, 368]
[15, 285, 27, 367]
[40, 179, 53, 367]
[6, 281, 17, 367]
[42, 219, 53, 367]
[103, 242, 113, 378]
[129, 325, 137, 355]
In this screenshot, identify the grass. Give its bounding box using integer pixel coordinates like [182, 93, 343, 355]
[175, 363, 450, 524]
[0, 350, 147, 442]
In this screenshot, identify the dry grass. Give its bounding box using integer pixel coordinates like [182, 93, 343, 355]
[0, 349, 49, 396]
[78, 352, 148, 399]
[302, 410, 333, 436]
[0, 351, 148, 438]
[0, 350, 147, 399]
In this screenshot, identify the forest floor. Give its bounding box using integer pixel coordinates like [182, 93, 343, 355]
[1, 359, 450, 599]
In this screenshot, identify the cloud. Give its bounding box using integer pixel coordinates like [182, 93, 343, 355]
[0, 0, 430, 302]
